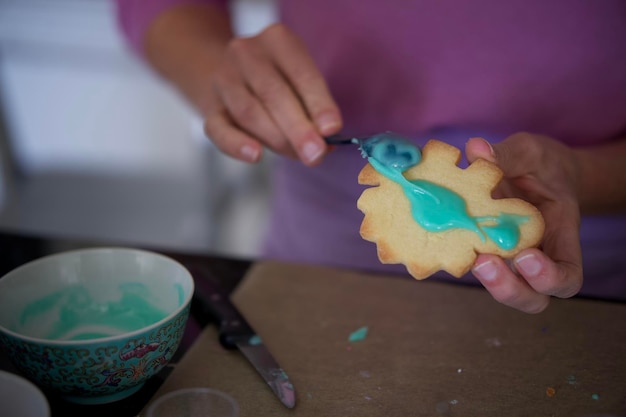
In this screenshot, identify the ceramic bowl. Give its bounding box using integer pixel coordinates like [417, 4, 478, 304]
[0, 248, 194, 405]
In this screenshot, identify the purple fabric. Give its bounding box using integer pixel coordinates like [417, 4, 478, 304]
[114, 0, 626, 300]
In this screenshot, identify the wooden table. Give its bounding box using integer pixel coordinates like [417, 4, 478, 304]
[1, 230, 625, 417]
[144, 261, 626, 417]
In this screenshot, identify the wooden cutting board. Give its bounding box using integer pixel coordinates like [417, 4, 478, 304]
[142, 261, 626, 417]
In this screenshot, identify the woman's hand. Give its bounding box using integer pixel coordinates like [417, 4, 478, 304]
[144, 4, 341, 165]
[202, 23, 342, 165]
[465, 133, 583, 313]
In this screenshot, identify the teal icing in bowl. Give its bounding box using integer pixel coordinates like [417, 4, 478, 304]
[0, 247, 194, 405]
[18, 282, 169, 341]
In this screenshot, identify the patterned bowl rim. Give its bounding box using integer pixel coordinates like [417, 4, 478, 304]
[0, 247, 195, 346]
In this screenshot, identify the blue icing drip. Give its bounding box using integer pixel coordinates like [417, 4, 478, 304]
[476, 214, 529, 250]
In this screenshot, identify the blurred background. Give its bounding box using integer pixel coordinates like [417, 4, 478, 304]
[0, 0, 278, 258]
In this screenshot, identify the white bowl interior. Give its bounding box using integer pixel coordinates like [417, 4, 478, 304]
[0, 248, 193, 341]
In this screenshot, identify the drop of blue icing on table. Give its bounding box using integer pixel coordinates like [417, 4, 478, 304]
[249, 335, 263, 345]
[348, 326, 369, 342]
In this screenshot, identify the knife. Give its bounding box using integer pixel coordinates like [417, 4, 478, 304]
[192, 281, 296, 409]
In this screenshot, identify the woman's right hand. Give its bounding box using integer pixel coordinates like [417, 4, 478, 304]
[202, 23, 342, 165]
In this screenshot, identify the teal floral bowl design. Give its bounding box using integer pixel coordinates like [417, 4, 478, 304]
[0, 248, 194, 405]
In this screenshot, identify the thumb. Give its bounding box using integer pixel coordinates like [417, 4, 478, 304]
[465, 137, 496, 164]
[467, 134, 538, 178]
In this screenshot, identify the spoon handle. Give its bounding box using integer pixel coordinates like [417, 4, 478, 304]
[324, 135, 358, 145]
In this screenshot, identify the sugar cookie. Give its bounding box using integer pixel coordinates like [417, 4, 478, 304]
[356, 135, 545, 279]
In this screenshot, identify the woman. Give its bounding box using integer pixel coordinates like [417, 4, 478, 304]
[115, 0, 626, 313]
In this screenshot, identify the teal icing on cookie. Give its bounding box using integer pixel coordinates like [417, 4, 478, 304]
[474, 213, 529, 250]
[358, 133, 421, 171]
[359, 133, 528, 250]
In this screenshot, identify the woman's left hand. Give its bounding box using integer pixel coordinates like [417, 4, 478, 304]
[465, 133, 583, 313]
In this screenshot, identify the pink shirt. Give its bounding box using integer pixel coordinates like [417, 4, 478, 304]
[116, 0, 626, 300]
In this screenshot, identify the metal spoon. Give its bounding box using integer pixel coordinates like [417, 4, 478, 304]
[324, 132, 413, 146]
[323, 134, 361, 145]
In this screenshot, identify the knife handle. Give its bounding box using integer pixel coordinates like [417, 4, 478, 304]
[193, 286, 255, 350]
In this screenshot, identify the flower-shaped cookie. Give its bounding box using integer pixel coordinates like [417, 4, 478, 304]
[357, 139, 545, 279]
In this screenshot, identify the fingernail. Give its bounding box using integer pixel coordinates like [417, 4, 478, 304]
[473, 260, 498, 282]
[240, 145, 260, 162]
[485, 140, 496, 158]
[471, 137, 496, 158]
[302, 141, 324, 164]
[316, 112, 340, 135]
[515, 254, 542, 277]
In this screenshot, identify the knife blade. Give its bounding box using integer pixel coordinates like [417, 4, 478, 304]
[192, 281, 296, 409]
